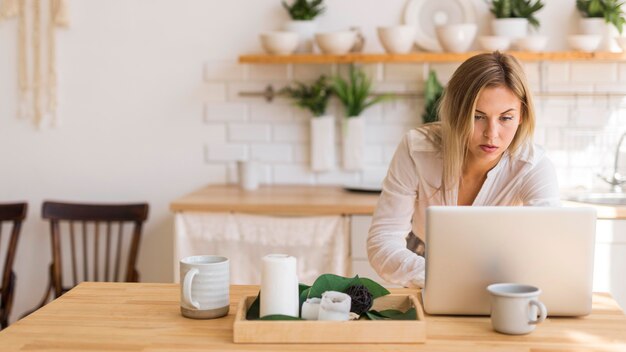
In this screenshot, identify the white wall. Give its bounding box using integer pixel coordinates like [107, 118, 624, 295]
[0, 0, 624, 324]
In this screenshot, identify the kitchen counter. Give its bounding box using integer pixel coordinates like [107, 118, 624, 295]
[170, 184, 626, 219]
[170, 184, 379, 215]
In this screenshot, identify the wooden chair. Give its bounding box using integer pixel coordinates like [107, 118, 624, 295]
[0, 203, 27, 330]
[32, 201, 148, 311]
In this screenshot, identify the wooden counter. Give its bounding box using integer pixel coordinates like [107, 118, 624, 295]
[170, 184, 379, 215]
[170, 184, 626, 219]
[1, 282, 625, 351]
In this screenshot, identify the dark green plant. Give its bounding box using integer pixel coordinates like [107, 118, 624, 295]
[246, 274, 416, 321]
[487, 0, 545, 29]
[331, 65, 392, 118]
[577, 0, 626, 33]
[280, 76, 333, 117]
[422, 70, 444, 124]
[282, 0, 325, 20]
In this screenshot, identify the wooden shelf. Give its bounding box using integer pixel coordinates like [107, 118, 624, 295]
[239, 51, 626, 64]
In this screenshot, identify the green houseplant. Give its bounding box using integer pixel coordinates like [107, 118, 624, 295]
[282, 0, 325, 53]
[281, 76, 336, 171]
[332, 65, 391, 170]
[282, 0, 325, 20]
[577, 0, 626, 33]
[487, 0, 545, 39]
[280, 76, 332, 117]
[487, 0, 545, 29]
[331, 65, 389, 118]
[422, 70, 444, 124]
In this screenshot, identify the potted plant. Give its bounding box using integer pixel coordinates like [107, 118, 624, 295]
[332, 66, 391, 171]
[577, 0, 626, 51]
[282, 0, 326, 53]
[281, 76, 335, 171]
[487, 0, 545, 39]
[422, 70, 444, 124]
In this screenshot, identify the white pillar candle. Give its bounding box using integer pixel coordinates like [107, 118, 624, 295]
[301, 298, 321, 320]
[318, 291, 352, 321]
[260, 254, 299, 318]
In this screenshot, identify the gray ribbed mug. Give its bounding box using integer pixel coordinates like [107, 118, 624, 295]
[180, 255, 230, 319]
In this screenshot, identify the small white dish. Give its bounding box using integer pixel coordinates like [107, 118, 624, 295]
[514, 35, 548, 52]
[478, 35, 511, 51]
[567, 34, 602, 52]
[259, 31, 299, 55]
[315, 31, 357, 55]
[435, 23, 477, 53]
[377, 25, 416, 54]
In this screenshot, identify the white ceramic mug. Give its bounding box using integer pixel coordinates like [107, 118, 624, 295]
[180, 255, 230, 319]
[237, 160, 259, 191]
[487, 283, 547, 335]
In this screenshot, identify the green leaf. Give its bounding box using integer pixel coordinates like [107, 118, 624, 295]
[246, 293, 261, 320]
[259, 314, 303, 320]
[361, 308, 417, 320]
[307, 274, 361, 298]
[357, 277, 390, 299]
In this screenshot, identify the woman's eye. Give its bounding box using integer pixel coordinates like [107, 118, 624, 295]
[474, 115, 485, 120]
[500, 116, 513, 121]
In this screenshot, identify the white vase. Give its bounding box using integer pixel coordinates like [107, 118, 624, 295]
[580, 18, 621, 52]
[310, 115, 336, 172]
[491, 18, 529, 39]
[342, 116, 364, 171]
[283, 20, 317, 53]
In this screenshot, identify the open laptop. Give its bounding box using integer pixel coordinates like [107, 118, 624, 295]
[422, 206, 596, 316]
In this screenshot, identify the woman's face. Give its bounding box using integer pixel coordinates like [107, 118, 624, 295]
[468, 85, 522, 166]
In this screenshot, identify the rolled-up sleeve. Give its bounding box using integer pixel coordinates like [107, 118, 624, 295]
[367, 131, 425, 288]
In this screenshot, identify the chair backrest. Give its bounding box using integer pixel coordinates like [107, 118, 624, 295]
[0, 202, 27, 329]
[42, 201, 148, 297]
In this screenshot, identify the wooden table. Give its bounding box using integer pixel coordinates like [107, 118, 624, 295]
[1, 283, 626, 351]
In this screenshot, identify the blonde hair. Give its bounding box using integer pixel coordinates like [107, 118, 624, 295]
[418, 51, 536, 202]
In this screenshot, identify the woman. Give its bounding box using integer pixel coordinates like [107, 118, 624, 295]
[367, 52, 560, 288]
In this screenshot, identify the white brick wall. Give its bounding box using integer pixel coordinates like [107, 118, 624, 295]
[203, 59, 626, 190]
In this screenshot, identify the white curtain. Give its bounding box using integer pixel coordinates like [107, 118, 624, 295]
[174, 212, 350, 285]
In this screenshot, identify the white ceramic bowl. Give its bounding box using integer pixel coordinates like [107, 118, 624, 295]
[315, 31, 356, 54]
[478, 35, 511, 51]
[567, 34, 602, 52]
[259, 31, 299, 55]
[616, 37, 626, 51]
[377, 25, 416, 54]
[435, 23, 477, 53]
[514, 35, 548, 52]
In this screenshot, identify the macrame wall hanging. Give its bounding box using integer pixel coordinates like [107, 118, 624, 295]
[0, 0, 69, 128]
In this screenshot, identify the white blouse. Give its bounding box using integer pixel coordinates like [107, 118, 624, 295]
[367, 129, 561, 288]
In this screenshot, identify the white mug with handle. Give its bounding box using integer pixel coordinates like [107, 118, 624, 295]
[487, 283, 548, 335]
[180, 255, 229, 319]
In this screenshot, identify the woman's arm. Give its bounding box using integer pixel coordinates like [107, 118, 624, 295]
[367, 131, 425, 288]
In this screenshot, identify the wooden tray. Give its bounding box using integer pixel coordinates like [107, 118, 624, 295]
[233, 293, 426, 344]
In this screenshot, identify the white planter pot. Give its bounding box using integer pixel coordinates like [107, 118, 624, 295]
[580, 18, 621, 52]
[491, 18, 529, 39]
[283, 20, 317, 53]
[310, 115, 336, 172]
[342, 117, 365, 171]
